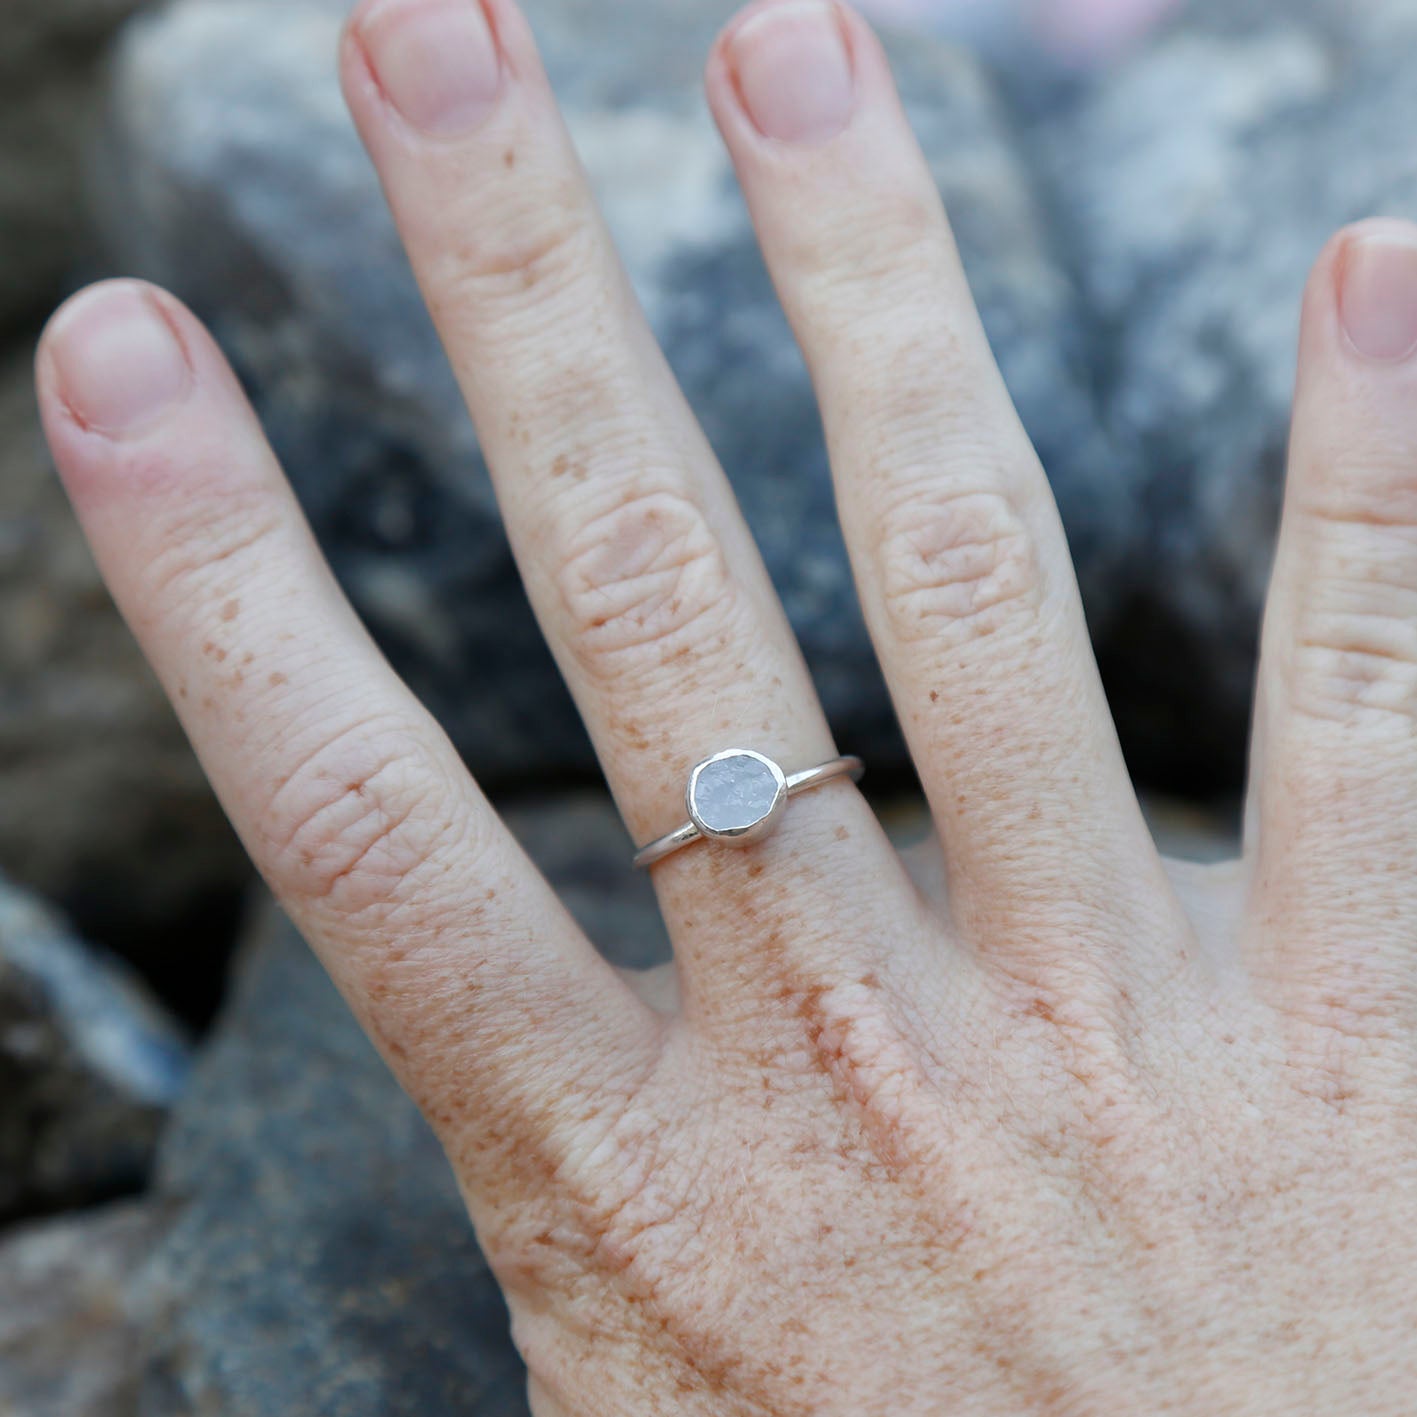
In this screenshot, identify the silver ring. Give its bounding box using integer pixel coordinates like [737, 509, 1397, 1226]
[633, 748, 865, 870]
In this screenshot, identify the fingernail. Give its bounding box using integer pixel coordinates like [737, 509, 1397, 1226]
[358, 0, 502, 136]
[1339, 228, 1417, 363]
[729, 0, 855, 144]
[45, 284, 191, 437]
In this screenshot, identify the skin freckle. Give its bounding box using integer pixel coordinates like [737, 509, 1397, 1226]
[221, 599, 240, 621]
[269, 672, 288, 687]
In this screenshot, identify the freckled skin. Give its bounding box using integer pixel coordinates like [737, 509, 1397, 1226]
[32, 0, 1417, 1411]
[491, 912, 1417, 1417]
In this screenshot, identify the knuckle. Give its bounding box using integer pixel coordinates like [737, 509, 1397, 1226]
[261, 716, 461, 916]
[1289, 611, 1417, 728]
[431, 193, 596, 309]
[875, 486, 1043, 646]
[1296, 455, 1417, 539]
[550, 485, 738, 679]
[1286, 496, 1417, 728]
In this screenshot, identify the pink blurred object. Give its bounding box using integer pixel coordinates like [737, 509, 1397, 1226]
[1032, 0, 1185, 62]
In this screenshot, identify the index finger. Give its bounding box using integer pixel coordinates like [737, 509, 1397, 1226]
[35, 279, 654, 1178]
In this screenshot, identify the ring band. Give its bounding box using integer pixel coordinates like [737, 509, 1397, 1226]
[633, 748, 865, 870]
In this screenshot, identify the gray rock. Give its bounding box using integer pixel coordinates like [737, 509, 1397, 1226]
[0, 0, 157, 330]
[0, 341, 252, 1006]
[0, 1198, 172, 1417]
[1030, 0, 1417, 790]
[92, 0, 1126, 790]
[136, 793, 664, 1416]
[0, 876, 190, 1220]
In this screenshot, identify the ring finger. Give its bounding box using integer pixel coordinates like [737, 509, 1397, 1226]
[340, 0, 910, 1001]
[706, 0, 1182, 983]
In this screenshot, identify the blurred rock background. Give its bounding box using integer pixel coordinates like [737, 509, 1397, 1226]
[2, 0, 1412, 1410]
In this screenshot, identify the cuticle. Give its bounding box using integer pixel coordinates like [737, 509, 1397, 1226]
[353, 0, 510, 126]
[54, 284, 196, 440]
[725, 0, 861, 141]
[1336, 233, 1417, 366]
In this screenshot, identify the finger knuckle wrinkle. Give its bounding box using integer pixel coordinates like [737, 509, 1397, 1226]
[877, 489, 1040, 644]
[1291, 610, 1417, 728]
[265, 721, 455, 913]
[553, 488, 736, 673]
[1286, 497, 1417, 725]
[439, 203, 592, 305]
[1300, 470, 1417, 539]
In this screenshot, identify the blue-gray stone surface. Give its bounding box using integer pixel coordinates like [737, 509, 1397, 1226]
[1024, 0, 1417, 789]
[0, 0, 157, 330]
[92, 0, 1126, 793]
[88, 0, 1417, 802]
[0, 874, 189, 1220]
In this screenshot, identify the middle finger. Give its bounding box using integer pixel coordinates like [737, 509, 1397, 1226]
[340, 0, 911, 996]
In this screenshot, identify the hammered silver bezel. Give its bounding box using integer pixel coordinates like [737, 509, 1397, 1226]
[686, 748, 788, 846]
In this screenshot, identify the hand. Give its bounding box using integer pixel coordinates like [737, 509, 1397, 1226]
[34, 0, 1417, 1411]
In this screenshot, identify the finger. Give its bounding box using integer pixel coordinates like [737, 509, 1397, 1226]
[339, 0, 911, 998]
[705, 1, 1177, 965]
[1247, 220, 1417, 1007]
[35, 280, 653, 1181]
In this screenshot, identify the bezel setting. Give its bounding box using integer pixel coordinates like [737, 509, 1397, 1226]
[686, 748, 788, 846]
